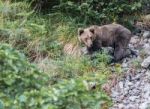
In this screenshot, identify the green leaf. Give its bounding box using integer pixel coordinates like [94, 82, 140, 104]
[4, 78, 15, 85]
[19, 95, 27, 103]
[66, 103, 81, 109]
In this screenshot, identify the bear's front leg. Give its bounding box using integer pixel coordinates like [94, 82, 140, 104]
[87, 46, 94, 54]
[114, 47, 125, 62]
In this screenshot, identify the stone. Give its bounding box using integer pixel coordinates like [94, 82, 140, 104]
[143, 43, 150, 55]
[145, 70, 150, 78]
[141, 69, 147, 73]
[134, 81, 140, 87]
[132, 89, 140, 96]
[143, 31, 150, 38]
[133, 74, 141, 81]
[129, 43, 134, 49]
[144, 38, 148, 43]
[139, 103, 148, 109]
[126, 104, 138, 109]
[143, 84, 150, 92]
[122, 63, 128, 68]
[141, 56, 150, 68]
[144, 91, 150, 98]
[130, 36, 140, 46]
[127, 81, 133, 86]
[139, 39, 145, 47]
[111, 91, 120, 98]
[148, 39, 150, 43]
[118, 104, 125, 109]
[119, 81, 124, 89]
[129, 96, 138, 102]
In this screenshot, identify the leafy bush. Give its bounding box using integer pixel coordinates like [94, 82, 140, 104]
[0, 43, 48, 108]
[141, 0, 150, 14]
[47, 78, 111, 109]
[0, 43, 111, 109]
[54, 0, 142, 24]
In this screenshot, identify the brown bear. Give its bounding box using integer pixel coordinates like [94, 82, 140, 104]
[78, 23, 132, 61]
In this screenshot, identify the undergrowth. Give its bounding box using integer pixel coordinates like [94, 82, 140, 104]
[0, 43, 112, 109]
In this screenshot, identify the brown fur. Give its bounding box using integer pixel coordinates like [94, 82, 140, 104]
[78, 23, 132, 61]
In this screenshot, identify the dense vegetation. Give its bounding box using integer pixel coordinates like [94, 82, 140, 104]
[0, 0, 148, 109]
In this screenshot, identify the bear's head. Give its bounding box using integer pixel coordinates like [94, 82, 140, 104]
[78, 26, 96, 48]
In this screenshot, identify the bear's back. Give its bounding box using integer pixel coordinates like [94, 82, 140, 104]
[94, 23, 131, 47]
[97, 23, 131, 39]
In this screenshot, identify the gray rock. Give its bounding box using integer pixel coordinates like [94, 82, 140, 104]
[130, 36, 140, 44]
[148, 39, 150, 43]
[143, 84, 150, 92]
[123, 90, 129, 96]
[119, 82, 124, 89]
[141, 56, 150, 68]
[134, 81, 140, 87]
[129, 43, 134, 49]
[126, 104, 138, 109]
[145, 70, 150, 78]
[144, 91, 150, 98]
[118, 104, 125, 109]
[132, 89, 140, 96]
[127, 82, 133, 86]
[122, 63, 128, 68]
[133, 74, 141, 81]
[139, 103, 148, 109]
[143, 44, 150, 55]
[111, 91, 120, 98]
[143, 31, 150, 38]
[144, 38, 148, 43]
[141, 69, 147, 73]
[139, 39, 145, 47]
[129, 96, 138, 102]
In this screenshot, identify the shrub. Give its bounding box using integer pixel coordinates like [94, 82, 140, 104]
[0, 43, 112, 109]
[47, 78, 111, 109]
[0, 43, 48, 108]
[54, 0, 142, 25]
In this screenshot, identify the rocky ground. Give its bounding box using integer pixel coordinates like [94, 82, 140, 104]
[110, 30, 150, 109]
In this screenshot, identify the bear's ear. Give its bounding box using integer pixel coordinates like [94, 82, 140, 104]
[78, 28, 84, 36]
[89, 28, 95, 34]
